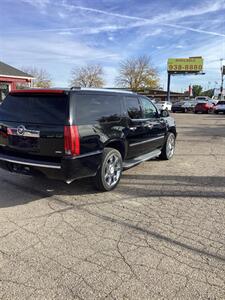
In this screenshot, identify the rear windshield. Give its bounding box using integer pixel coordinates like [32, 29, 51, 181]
[72, 93, 122, 125]
[0, 94, 68, 124]
[217, 101, 225, 105]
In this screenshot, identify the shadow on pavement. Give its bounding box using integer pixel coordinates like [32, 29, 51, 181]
[0, 171, 225, 209]
[0, 174, 97, 208]
[1, 171, 225, 266]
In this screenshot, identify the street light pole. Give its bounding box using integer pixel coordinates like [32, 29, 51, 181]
[221, 71, 224, 100]
[167, 72, 171, 102]
[220, 58, 224, 100]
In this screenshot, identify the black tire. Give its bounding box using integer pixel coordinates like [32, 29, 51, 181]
[95, 147, 122, 191]
[159, 132, 176, 160]
[209, 108, 213, 114]
[215, 111, 219, 114]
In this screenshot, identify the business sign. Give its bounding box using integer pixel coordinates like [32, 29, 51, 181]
[167, 57, 203, 73]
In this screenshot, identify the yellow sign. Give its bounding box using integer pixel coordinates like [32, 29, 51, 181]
[167, 57, 203, 72]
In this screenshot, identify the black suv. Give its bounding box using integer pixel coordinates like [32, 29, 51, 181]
[0, 88, 176, 191]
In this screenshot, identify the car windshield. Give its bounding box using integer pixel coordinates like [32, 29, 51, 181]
[197, 102, 207, 104]
[217, 101, 225, 105]
[196, 97, 207, 100]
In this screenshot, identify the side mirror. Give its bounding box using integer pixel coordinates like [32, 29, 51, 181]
[160, 110, 169, 117]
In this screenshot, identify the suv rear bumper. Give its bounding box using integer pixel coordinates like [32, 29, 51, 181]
[0, 151, 103, 183]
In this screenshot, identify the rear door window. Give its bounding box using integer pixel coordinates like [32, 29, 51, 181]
[73, 93, 121, 125]
[125, 96, 142, 119]
[0, 94, 68, 124]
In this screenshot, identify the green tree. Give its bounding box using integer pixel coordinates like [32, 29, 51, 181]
[201, 89, 214, 98]
[192, 85, 203, 97]
[115, 55, 159, 92]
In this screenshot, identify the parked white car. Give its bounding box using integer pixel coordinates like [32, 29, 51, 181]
[156, 101, 172, 111]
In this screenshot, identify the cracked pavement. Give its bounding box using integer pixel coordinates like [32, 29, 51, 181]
[0, 113, 225, 299]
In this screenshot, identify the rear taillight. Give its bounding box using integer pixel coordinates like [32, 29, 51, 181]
[64, 125, 80, 156]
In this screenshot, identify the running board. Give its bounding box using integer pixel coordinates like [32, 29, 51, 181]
[123, 149, 161, 170]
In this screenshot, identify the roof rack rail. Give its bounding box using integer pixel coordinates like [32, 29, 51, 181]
[77, 88, 134, 94]
[70, 86, 81, 91]
[69, 87, 135, 94]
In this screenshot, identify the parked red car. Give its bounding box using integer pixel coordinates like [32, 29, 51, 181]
[194, 101, 214, 114]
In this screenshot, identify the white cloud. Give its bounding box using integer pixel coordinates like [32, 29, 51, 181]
[63, 1, 225, 23]
[164, 23, 225, 38]
[61, 0, 225, 37]
[1, 36, 120, 64]
[21, 0, 50, 10]
[144, 29, 163, 38]
[13, 0, 225, 38]
[61, 3, 144, 21]
[108, 36, 114, 41]
[58, 12, 67, 19]
[175, 45, 184, 49]
[57, 31, 73, 36]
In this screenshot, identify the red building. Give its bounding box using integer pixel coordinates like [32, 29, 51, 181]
[0, 61, 34, 101]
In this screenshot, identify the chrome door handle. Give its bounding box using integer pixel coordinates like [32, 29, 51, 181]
[144, 123, 153, 129]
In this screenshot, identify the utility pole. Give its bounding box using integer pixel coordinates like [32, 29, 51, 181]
[166, 73, 171, 102]
[220, 58, 224, 100]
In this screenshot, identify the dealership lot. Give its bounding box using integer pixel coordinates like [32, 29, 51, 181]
[0, 113, 225, 299]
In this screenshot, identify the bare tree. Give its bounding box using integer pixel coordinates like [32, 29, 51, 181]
[116, 55, 159, 91]
[70, 64, 105, 88]
[21, 67, 52, 88]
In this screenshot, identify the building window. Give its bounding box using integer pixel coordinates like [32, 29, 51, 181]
[0, 83, 9, 103]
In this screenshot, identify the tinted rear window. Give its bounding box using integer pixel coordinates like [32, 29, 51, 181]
[125, 96, 142, 119]
[73, 93, 121, 125]
[0, 94, 68, 124]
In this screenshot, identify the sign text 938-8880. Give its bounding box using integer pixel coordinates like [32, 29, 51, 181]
[167, 57, 203, 73]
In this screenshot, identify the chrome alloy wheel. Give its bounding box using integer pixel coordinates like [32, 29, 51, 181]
[104, 154, 122, 187]
[166, 134, 175, 159]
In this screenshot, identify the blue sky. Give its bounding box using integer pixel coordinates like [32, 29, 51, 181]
[0, 0, 225, 92]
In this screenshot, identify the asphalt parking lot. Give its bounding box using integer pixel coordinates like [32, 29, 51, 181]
[0, 113, 225, 299]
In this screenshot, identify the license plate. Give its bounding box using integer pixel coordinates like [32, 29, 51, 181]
[9, 136, 39, 152]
